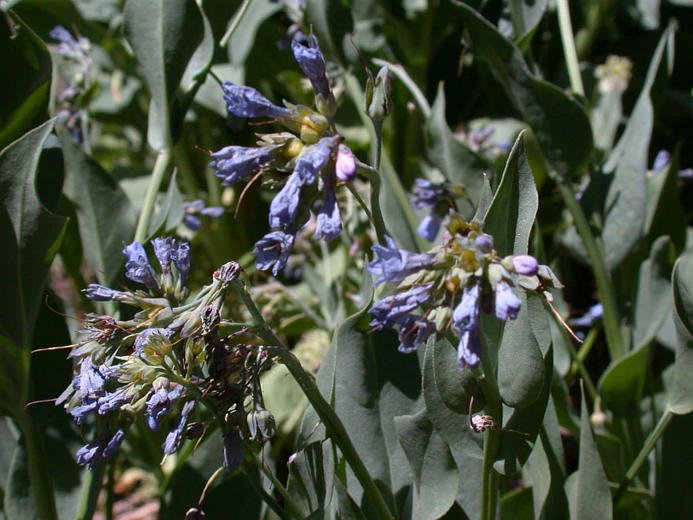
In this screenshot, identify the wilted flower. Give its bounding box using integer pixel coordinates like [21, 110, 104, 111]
[254, 231, 295, 276]
[222, 82, 291, 120]
[123, 242, 159, 292]
[210, 145, 279, 186]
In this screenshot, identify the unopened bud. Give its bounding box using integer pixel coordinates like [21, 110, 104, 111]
[365, 66, 392, 121]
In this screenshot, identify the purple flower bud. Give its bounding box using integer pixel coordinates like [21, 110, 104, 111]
[173, 241, 191, 286]
[368, 235, 435, 286]
[200, 206, 225, 218]
[335, 144, 356, 182]
[494, 281, 521, 321]
[76, 429, 123, 471]
[163, 400, 196, 455]
[210, 145, 277, 186]
[417, 214, 441, 242]
[222, 82, 290, 120]
[291, 35, 330, 97]
[152, 237, 176, 273]
[254, 231, 295, 276]
[269, 173, 303, 228]
[314, 173, 342, 241]
[183, 214, 202, 231]
[123, 242, 159, 292]
[294, 136, 338, 185]
[223, 430, 244, 472]
[97, 388, 130, 415]
[474, 234, 493, 253]
[457, 329, 481, 370]
[85, 284, 124, 302]
[511, 255, 538, 276]
[453, 283, 481, 333]
[102, 429, 125, 458]
[652, 150, 670, 172]
[145, 382, 185, 431]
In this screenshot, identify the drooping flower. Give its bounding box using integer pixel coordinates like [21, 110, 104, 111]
[254, 231, 295, 276]
[417, 214, 442, 243]
[452, 283, 481, 333]
[368, 236, 435, 286]
[293, 136, 338, 185]
[314, 171, 341, 241]
[494, 281, 522, 321]
[153, 237, 176, 273]
[123, 242, 159, 292]
[411, 178, 450, 242]
[269, 173, 303, 229]
[76, 428, 124, 471]
[163, 399, 196, 455]
[173, 241, 191, 286]
[397, 316, 435, 353]
[369, 283, 433, 329]
[210, 145, 278, 186]
[457, 330, 482, 369]
[222, 82, 291, 120]
[291, 35, 330, 98]
[145, 379, 185, 431]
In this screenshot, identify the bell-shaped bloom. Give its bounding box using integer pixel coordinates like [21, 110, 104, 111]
[152, 237, 176, 273]
[417, 214, 441, 242]
[369, 283, 433, 329]
[163, 399, 196, 455]
[368, 236, 435, 286]
[210, 145, 277, 186]
[452, 283, 481, 333]
[222, 82, 290, 120]
[397, 316, 435, 353]
[494, 281, 521, 321]
[457, 329, 482, 369]
[145, 381, 185, 432]
[474, 234, 493, 253]
[85, 284, 125, 302]
[123, 242, 159, 292]
[269, 173, 303, 229]
[294, 136, 338, 185]
[254, 231, 295, 276]
[412, 178, 447, 210]
[291, 35, 330, 97]
[314, 173, 341, 241]
[76, 428, 124, 471]
[173, 241, 191, 286]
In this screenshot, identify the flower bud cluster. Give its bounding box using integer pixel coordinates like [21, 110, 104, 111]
[412, 178, 470, 242]
[58, 239, 275, 472]
[368, 223, 561, 370]
[209, 35, 357, 277]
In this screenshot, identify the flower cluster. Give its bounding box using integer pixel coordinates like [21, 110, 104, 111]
[368, 223, 561, 370]
[209, 35, 357, 277]
[411, 178, 472, 242]
[49, 26, 92, 143]
[58, 239, 275, 472]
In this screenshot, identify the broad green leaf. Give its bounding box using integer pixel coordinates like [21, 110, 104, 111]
[483, 132, 538, 257]
[454, 2, 592, 180]
[671, 253, 693, 350]
[432, 337, 483, 414]
[0, 14, 51, 152]
[504, 0, 548, 50]
[379, 152, 423, 252]
[667, 348, 693, 415]
[394, 410, 459, 520]
[644, 148, 686, 250]
[600, 25, 674, 270]
[598, 346, 650, 417]
[565, 386, 612, 520]
[0, 119, 66, 350]
[425, 85, 489, 219]
[591, 90, 624, 154]
[227, 0, 281, 66]
[656, 412, 693, 519]
[59, 128, 136, 285]
[123, 0, 205, 150]
[287, 441, 335, 518]
[500, 487, 534, 519]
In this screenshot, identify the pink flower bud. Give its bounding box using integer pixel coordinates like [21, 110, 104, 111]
[335, 144, 356, 182]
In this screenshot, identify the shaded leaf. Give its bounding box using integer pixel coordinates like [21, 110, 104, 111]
[598, 346, 650, 417]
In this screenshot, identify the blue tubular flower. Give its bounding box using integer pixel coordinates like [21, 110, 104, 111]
[417, 214, 442, 242]
[163, 400, 196, 455]
[571, 303, 604, 328]
[133, 328, 173, 356]
[457, 329, 482, 369]
[85, 284, 125, 302]
[369, 283, 433, 329]
[291, 35, 330, 97]
[412, 178, 446, 210]
[123, 242, 159, 292]
[223, 430, 244, 472]
[76, 429, 122, 471]
[97, 388, 130, 415]
[652, 150, 670, 172]
[452, 283, 481, 333]
[314, 172, 341, 241]
[335, 144, 356, 182]
[145, 382, 185, 431]
[222, 82, 290, 120]
[294, 136, 338, 185]
[49, 25, 89, 61]
[397, 316, 435, 353]
[254, 231, 295, 276]
[79, 358, 113, 398]
[102, 429, 125, 458]
[152, 237, 176, 273]
[368, 236, 435, 286]
[494, 281, 521, 321]
[269, 173, 302, 228]
[210, 145, 277, 186]
[173, 242, 191, 286]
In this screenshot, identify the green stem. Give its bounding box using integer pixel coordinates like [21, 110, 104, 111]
[105, 460, 115, 520]
[371, 58, 431, 118]
[557, 184, 625, 359]
[354, 162, 388, 244]
[554, 318, 598, 401]
[247, 445, 305, 520]
[75, 460, 105, 520]
[22, 416, 58, 520]
[556, 0, 585, 96]
[614, 410, 674, 504]
[231, 280, 394, 520]
[134, 150, 171, 242]
[479, 341, 502, 520]
[219, 0, 253, 49]
[243, 463, 289, 520]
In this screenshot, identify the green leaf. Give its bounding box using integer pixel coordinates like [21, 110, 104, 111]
[565, 386, 612, 520]
[432, 337, 483, 414]
[644, 148, 686, 250]
[454, 2, 592, 180]
[425, 85, 489, 219]
[600, 25, 674, 270]
[146, 170, 183, 239]
[227, 0, 281, 66]
[305, 0, 354, 65]
[671, 253, 693, 350]
[505, 0, 548, 50]
[0, 14, 51, 151]
[656, 412, 693, 519]
[59, 128, 136, 285]
[598, 346, 650, 417]
[394, 410, 459, 520]
[483, 132, 538, 257]
[123, 0, 205, 150]
[0, 119, 66, 350]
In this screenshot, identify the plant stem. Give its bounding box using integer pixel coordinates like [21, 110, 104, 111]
[75, 460, 105, 520]
[479, 340, 502, 520]
[614, 410, 673, 504]
[556, 184, 625, 359]
[219, 0, 253, 49]
[22, 415, 58, 520]
[556, 0, 585, 96]
[134, 150, 171, 242]
[231, 279, 394, 520]
[105, 460, 115, 520]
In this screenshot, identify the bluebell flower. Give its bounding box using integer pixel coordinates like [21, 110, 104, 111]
[133, 328, 173, 356]
[457, 329, 482, 369]
[652, 150, 671, 172]
[85, 284, 125, 302]
[173, 241, 191, 286]
[223, 430, 244, 472]
[76, 429, 123, 470]
[79, 357, 113, 398]
[335, 144, 357, 182]
[412, 178, 447, 210]
[153, 237, 176, 273]
[222, 82, 290, 120]
[269, 172, 303, 228]
[254, 231, 295, 276]
[293, 136, 338, 185]
[369, 283, 433, 329]
[145, 381, 185, 431]
[494, 281, 521, 321]
[49, 25, 89, 62]
[123, 242, 159, 292]
[511, 255, 538, 276]
[571, 303, 604, 328]
[397, 316, 435, 353]
[291, 35, 330, 98]
[452, 283, 481, 333]
[210, 145, 277, 186]
[368, 236, 435, 286]
[97, 388, 130, 415]
[163, 399, 196, 455]
[314, 172, 341, 241]
[417, 214, 442, 242]
[102, 429, 125, 458]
